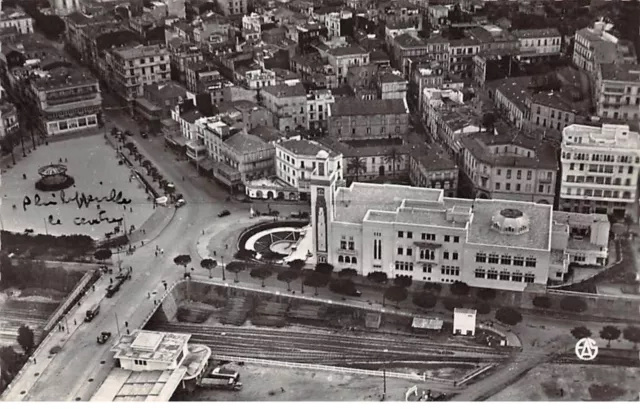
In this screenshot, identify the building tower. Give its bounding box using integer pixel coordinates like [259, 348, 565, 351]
[309, 151, 343, 264]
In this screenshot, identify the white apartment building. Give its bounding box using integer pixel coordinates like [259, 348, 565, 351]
[573, 21, 636, 75]
[275, 138, 342, 200]
[307, 89, 334, 131]
[0, 7, 34, 34]
[322, 10, 353, 38]
[108, 45, 170, 102]
[595, 63, 640, 121]
[217, 0, 247, 16]
[512, 28, 561, 58]
[308, 164, 608, 290]
[245, 68, 276, 90]
[560, 123, 640, 221]
[323, 45, 370, 85]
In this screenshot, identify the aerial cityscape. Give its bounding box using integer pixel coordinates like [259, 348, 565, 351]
[0, 0, 639, 402]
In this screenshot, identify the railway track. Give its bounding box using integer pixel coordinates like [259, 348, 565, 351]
[552, 354, 640, 367]
[151, 322, 509, 364]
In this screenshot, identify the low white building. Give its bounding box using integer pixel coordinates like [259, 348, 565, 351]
[453, 308, 476, 336]
[245, 68, 276, 90]
[113, 330, 190, 371]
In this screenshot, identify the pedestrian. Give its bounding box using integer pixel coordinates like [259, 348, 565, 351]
[123, 205, 127, 211]
[147, 292, 151, 299]
[74, 319, 77, 325]
[65, 158, 68, 163]
[92, 285, 95, 292]
[202, 230, 205, 235]
[141, 240, 144, 246]
[125, 321, 128, 328]
[155, 251, 158, 257]
[110, 278, 113, 284]
[33, 358, 36, 364]
[154, 300, 157, 305]
[225, 244, 228, 250]
[161, 249, 164, 254]
[130, 207, 133, 213]
[126, 329, 130, 335]
[163, 282, 167, 290]
[213, 250, 216, 257]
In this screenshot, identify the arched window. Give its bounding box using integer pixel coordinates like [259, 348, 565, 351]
[338, 255, 344, 263]
[351, 257, 357, 264]
[345, 256, 351, 263]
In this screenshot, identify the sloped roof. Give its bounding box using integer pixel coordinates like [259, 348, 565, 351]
[331, 98, 408, 116]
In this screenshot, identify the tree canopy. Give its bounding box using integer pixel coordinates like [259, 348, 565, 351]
[173, 255, 192, 273]
[93, 248, 113, 262]
[250, 266, 272, 287]
[623, 326, 640, 348]
[315, 262, 334, 275]
[288, 259, 306, 271]
[384, 286, 408, 307]
[570, 326, 591, 340]
[338, 268, 357, 278]
[303, 272, 330, 295]
[367, 271, 388, 284]
[450, 281, 470, 297]
[412, 292, 437, 309]
[495, 307, 523, 326]
[600, 325, 621, 347]
[560, 296, 588, 313]
[17, 325, 35, 354]
[532, 296, 552, 309]
[476, 288, 497, 301]
[277, 269, 298, 291]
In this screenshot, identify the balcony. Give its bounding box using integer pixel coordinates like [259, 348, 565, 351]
[186, 141, 207, 161]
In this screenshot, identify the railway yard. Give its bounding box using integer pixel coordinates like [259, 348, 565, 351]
[0, 296, 58, 348]
[148, 322, 510, 368]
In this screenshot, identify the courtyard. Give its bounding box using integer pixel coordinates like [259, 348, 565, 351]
[0, 134, 154, 239]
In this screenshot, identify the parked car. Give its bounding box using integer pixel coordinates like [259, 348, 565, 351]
[218, 210, 230, 217]
[97, 331, 112, 344]
[140, 132, 148, 139]
[176, 199, 186, 208]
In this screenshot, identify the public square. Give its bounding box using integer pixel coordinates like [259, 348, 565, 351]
[1, 134, 155, 239]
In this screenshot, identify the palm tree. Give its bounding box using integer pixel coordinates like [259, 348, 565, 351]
[384, 146, 400, 179]
[347, 156, 366, 181]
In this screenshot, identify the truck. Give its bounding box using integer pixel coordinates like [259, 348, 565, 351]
[85, 301, 101, 322]
[199, 377, 242, 390]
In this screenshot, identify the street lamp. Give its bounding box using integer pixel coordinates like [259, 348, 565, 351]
[382, 348, 388, 401]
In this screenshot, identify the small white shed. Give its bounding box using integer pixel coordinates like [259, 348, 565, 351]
[453, 308, 477, 336]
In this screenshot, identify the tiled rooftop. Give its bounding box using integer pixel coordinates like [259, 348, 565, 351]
[331, 97, 408, 116]
[599, 63, 640, 83]
[459, 128, 558, 170]
[277, 139, 337, 157]
[33, 66, 98, 90]
[327, 44, 368, 57]
[511, 28, 561, 39]
[113, 45, 168, 60]
[226, 131, 272, 153]
[263, 82, 306, 99]
[411, 144, 457, 172]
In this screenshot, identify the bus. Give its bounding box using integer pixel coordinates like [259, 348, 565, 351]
[85, 301, 101, 322]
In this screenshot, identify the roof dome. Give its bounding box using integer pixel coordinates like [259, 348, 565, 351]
[490, 208, 530, 235]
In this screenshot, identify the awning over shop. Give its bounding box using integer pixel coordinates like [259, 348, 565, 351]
[199, 159, 215, 172]
[164, 134, 188, 147]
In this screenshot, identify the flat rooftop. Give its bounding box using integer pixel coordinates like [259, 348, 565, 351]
[333, 183, 552, 250]
[91, 368, 187, 402]
[112, 331, 190, 364]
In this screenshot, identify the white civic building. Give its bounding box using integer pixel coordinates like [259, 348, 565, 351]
[308, 159, 611, 290]
[560, 123, 640, 221]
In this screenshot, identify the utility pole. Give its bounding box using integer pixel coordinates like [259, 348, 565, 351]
[115, 312, 121, 337]
[382, 348, 388, 401]
[43, 217, 48, 235]
[221, 255, 226, 281]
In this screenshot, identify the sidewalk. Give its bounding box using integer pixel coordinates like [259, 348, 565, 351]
[2, 272, 111, 401]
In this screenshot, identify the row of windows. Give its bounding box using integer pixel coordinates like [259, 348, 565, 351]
[398, 231, 460, 243]
[337, 126, 402, 135]
[442, 265, 460, 276]
[474, 268, 535, 283]
[475, 253, 537, 267]
[568, 162, 634, 174]
[496, 169, 552, 181]
[133, 359, 148, 366]
[563, 152, 639, 164]
[337, 255, 357, 264]
[565, 175, 632, 186]
[495, 182, 549, 194]
[565, 188, 632, 199]
[395, 261, 414, 271]
[340, 239, 355, 251]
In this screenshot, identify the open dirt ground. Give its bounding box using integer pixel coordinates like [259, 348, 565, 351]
[177, 363, 419, 401]
[489, 364, 640, 401]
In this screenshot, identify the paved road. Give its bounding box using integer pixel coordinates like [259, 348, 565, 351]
[3, 99, 309, 401]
